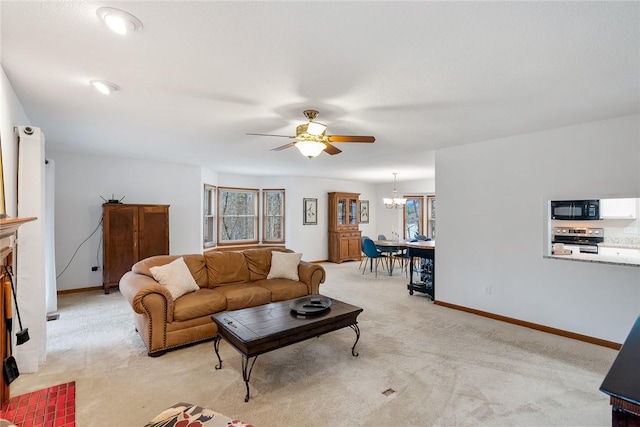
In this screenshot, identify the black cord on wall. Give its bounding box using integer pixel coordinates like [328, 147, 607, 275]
[56, 215, 103, 279]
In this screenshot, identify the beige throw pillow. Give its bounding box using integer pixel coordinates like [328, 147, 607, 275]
[267, 251, 302, 281]
[149, 257, 199, 300]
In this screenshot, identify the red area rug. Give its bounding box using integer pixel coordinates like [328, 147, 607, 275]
[1, 381, 75, 427]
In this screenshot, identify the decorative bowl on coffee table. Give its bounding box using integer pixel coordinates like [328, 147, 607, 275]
[289, 295, 332, 315]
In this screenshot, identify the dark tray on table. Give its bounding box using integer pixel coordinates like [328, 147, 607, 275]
[289, 295, 332, 316]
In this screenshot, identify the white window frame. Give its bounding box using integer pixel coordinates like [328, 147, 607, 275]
[217, 187, 259, 245]
[262, 189, 285, 243]
[203, 184, 216, 248]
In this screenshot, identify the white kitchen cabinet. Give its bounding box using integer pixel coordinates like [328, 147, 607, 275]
[600, 198, 638, 219]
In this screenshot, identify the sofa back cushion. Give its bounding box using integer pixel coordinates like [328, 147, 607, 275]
[132, 254, 208, 287]
[243, 247, 291, 281]
[204, 251, 250, 286]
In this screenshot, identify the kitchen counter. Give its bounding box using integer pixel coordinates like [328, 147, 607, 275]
[546, 245, 640, 267]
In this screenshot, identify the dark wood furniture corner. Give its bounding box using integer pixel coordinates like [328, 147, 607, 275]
[102, 204, 169, 294]
[406, 241, 436, 299]
[0, 216, 37, 406]
[328, 192, 361, 263]
[600, 316, 640, 426]
[212, 298, 363, 402]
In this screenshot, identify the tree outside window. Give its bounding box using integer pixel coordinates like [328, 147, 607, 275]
[427, 196, 436, 239]
[203, 184, 216, 248]
[218, 187, 258, 244]
[404, 196, 423, 240]
[263, 189, 285, 243]
[403, 195, 436, 240]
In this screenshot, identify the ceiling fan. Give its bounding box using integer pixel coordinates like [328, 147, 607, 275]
[247, 110, 375, 158]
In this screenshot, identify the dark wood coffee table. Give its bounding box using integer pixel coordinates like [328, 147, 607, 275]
[211, 297, 363, 402]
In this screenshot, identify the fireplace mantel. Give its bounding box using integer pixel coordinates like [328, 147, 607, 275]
[1, 216, 36, 405]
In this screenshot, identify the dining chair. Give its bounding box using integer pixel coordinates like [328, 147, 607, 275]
[361, 237, 387, 278]
[377, 233, 400, 261]
[359, 235, 371, 269]
[393, 249, 411, 277]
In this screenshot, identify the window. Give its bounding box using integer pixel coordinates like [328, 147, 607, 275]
[403, 195, 436, 240]
[427, 195, 436, 239]
[263, 189, 285, 243]
[218, 187, 258, 244]
[403, 196, 423, 240]
[203, 184, 216, 248]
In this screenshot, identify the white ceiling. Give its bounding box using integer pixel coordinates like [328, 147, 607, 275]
[1, 1, 638, 184]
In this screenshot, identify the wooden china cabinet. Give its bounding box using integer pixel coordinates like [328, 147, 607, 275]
[328, 192, 361, 263]
[102, 204, 169, 294]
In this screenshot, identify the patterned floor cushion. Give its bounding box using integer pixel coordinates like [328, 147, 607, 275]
[145, 402, 252, 427]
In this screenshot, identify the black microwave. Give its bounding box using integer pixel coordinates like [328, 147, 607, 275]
[551, 200, 600, 220]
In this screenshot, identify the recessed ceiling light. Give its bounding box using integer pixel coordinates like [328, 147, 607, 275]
[96, 7, 143, 35]
[90, 80, 119, 95]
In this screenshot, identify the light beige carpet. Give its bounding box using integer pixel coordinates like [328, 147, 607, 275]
[10, 261, 617, 426]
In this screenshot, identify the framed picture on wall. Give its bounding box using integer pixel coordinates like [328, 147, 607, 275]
[303, 198, 317, 225]
[360, 200, 369, 224]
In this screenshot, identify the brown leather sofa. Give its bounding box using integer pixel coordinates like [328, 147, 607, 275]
[120, 247, 326, 356]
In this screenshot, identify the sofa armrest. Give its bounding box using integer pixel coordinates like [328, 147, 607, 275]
[297, 261, 326, 295]
[119, 271, 175, 323]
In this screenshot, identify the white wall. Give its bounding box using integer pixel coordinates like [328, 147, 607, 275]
[213, 173, 378, 262]
[0, 67, 31, 216]
[2, 72, 52, 372]
[436, 114, 640, 344]
[47, 157, 378, 290]
[47, 149, 202, 290]
[275, 176, 376, 262]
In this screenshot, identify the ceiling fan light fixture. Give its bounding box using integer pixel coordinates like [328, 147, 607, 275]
[90, 80, 119, 95]
[306, 121, 327, 137]
[384, 173, 407, 209]
[97, 7, 143, 35]
[295, 140, 326, 158]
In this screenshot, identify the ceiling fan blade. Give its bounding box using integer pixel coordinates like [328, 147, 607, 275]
[323, 143, 342, 155]
[271, 142, 296, 152]
[327, 135, 375, 143]
[247, 133, 296, 138]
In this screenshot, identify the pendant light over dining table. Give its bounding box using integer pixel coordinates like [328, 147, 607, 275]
[383, 172, 407, 209]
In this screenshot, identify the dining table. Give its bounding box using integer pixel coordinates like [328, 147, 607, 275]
[373, 240, 409, 276]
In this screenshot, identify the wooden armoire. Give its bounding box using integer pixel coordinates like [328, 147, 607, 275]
[102, 204, 169, 294]
[328, 192, 362, 263]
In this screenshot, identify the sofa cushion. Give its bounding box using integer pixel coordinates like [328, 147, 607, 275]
[172, 288, 227, 321]
[149, 257, 200, 300]
[133, 254, 208, 287]
[254, 278, 308, 302]
[267, 251, 302, 281]
[244, 247, 290, 281]
[214, 283, 271, 311]
[204, 252, 250, 287]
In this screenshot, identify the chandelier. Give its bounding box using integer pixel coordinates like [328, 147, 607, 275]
[383, 172, 407, 209]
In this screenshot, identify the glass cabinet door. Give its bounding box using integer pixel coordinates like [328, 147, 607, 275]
[337, 198, 346, 225]
[349, 198, 358, 225]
